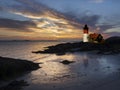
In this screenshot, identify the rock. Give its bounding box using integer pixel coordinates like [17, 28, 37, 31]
[117, 68, 120, 71]
[33, 36, 120, 55]
[0, 57, 40, 80]
[0, 80, 29, 90]
[60, 60, 75, 65]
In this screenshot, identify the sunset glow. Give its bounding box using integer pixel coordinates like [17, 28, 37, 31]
[0, 0, 119, 40]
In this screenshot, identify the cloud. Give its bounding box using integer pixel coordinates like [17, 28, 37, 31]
[63, 9, 120, 34]
[9, 0, 56, 17]
[97, 24, 114, 32]
[104, 27, 120, 33]
[78, 15, 100, 27]
[0, 0, 104, 38]
[0, 0, 88, 31]
[0, 18, 36, 32]
[10, 0, 83, 32]
[0, 7, 3, 11]
[63, 11, 100, 28]
[90, 0, 105, 3]
[0, 0, 119, 40]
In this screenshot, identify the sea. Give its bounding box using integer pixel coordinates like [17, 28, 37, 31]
[0, 41, 120, 90]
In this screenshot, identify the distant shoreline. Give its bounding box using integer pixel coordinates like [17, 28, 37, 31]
[0, 40, 61, 42]
[0, 40, 81, 42]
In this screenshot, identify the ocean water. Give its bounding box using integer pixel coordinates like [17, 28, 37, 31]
[0, 41, 120, 90]
[0, 41, 61, 60]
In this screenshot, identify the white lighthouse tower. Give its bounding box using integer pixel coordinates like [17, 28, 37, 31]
[83, 24, 89, 42]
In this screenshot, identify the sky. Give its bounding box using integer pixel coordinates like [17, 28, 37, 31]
[0, 0, 120, 40]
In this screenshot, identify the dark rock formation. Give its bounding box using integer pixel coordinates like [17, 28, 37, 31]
[60, 60, 75, 65]
[32, 36, 120, 55]
[0, 80, 29, 90]
[0, 57, 40, 80]
[98, 36, 120, 54]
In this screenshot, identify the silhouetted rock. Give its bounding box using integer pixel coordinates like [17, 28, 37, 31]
[0, 57, 40, 80]
[0, 80, 29, 90]
[33, 36, 120, 55]
[105, 36, 120, 43]
[60, 60, 75, 65]
[98, 36, 120, 54]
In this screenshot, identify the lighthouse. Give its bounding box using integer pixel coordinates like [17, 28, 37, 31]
[83, 24, 89, 42]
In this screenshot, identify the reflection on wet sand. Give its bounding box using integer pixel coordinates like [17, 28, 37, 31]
[26, 53, 120, 87]
[83, 53, 89, 68]
[30, 60, 70, 84]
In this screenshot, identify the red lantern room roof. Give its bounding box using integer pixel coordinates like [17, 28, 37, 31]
[83, 24, 89, 30]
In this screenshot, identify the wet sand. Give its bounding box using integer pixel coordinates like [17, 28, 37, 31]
[0, 53, 120, 90]
[22, 53, 120, 90]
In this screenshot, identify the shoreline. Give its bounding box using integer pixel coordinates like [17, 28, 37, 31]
[32, 37, 120, 55]
[0, 36, 120, 90]
[0, 56, 40, 81]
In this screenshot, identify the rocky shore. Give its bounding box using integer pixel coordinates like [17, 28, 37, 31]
[0, 57, 40, 81]
[33, 36, 120, 55]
